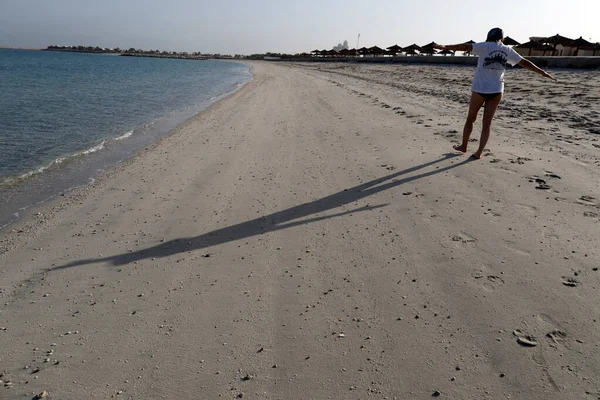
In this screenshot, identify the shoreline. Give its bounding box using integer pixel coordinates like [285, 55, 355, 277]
[1, 62, 254, 253]
[0, 62, 253, 233]
[1, 61, 599, 399]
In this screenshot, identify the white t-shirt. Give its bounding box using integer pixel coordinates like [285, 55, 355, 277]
[471, 41, 523, 94]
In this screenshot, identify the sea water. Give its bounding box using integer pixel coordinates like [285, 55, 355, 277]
[0, 49, 251, 229]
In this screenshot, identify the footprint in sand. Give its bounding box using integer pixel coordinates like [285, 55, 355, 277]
[528, 177, 552, 190]
[451, 232, 477, 246]
[504, 241, 531, 256]
[486, 275, 505, 285]
[546, 330, 569, 349]
[472, 272, 505, 290]
[471, 265, 505, 291]
[516, 203, 538, 213]
[533, 316, 571, 366]
[513, 330, 538, 347]
[509, 156, 532, 165]
[578, 195, 598, 206]
[561, 276, 580, 287]
[545, 171, 562, 180]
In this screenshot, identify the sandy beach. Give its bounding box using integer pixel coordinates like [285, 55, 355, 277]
[1, 61, 600, 399]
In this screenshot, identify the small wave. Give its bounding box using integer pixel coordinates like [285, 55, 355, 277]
[0, 140, 106, 186]
[114, 130, 134, 141]
[9, 157, 67, 182]
[82, 140, 105, 155]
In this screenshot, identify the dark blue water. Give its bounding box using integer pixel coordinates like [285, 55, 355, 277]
[0, 49, 251, 228]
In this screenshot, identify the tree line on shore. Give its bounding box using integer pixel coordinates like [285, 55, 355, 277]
[44, 45, 245, 60]
[44, 45, 286, 60]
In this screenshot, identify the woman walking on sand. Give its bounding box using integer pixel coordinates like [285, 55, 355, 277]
[434, 28, 556, 159]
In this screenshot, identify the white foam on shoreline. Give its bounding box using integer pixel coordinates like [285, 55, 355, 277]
[81, 140, 105, 155]
[114, 130, 134, 140]
[0, 140, 107, 186]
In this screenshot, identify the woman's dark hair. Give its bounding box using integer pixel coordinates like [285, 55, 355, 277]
[486, 28, 504, 42]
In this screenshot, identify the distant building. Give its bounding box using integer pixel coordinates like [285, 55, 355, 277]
[530, 36, 575, 56]
[515, 35, 599, 57]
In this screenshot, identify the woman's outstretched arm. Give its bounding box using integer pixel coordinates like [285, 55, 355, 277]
[433, 43, 472, 52]
[517, 59, 557, 81]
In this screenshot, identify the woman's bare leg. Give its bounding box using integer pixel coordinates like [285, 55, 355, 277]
[455, 92, 485, 153]
[473, 94, 502, 159]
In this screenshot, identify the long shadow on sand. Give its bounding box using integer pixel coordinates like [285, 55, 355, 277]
[51, 153, 472, 271]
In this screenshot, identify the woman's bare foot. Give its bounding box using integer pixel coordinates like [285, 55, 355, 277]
[453, 144, 468, 153]
[471, 152, 483, 159]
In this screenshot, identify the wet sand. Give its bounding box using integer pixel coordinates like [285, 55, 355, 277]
[1, 61, 599, 399]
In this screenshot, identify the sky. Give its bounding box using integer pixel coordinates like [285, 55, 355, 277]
[1, 0, 599, 54]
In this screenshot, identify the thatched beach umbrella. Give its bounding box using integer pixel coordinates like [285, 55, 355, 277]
[515, 40, 541, 56]
[572, 36, 593, 56]
[386, 44, 403, 55]
[544, 34, 574, 46]
[368, 46, 386, 56]
[543, 34, 574, 55]
[402, 44, 423, 56]
[503, 36, 520, 46]
[572, 36, 592, 47]
[463, 40, 476, 56]
[420, 42, 439, 55]
[439, 49, 455, 56]
[516, 41, 554, 56]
